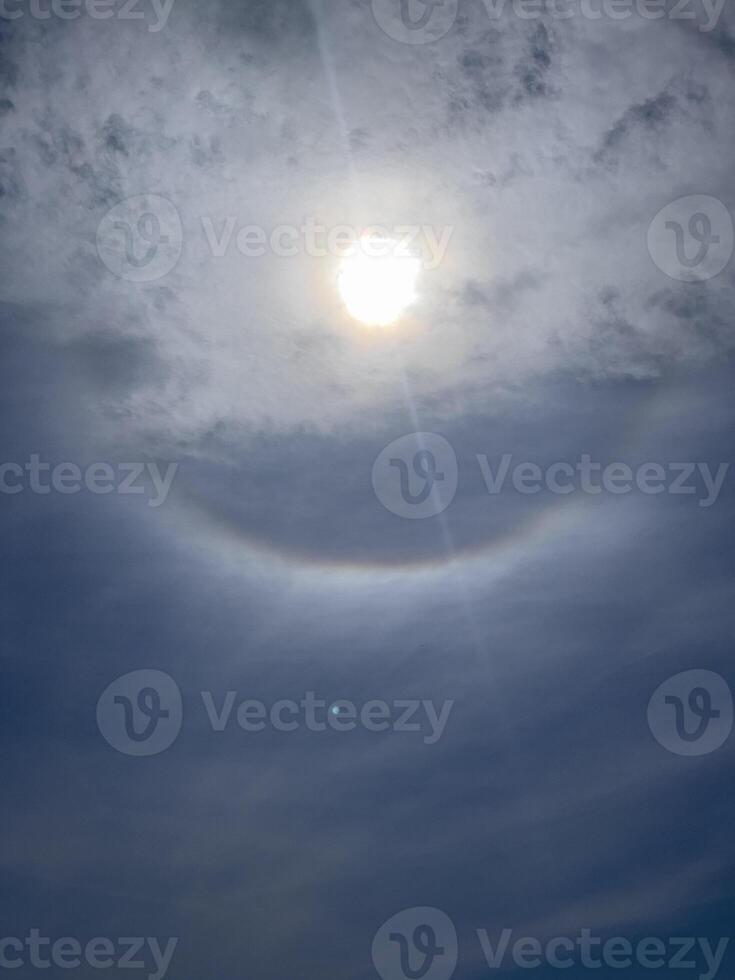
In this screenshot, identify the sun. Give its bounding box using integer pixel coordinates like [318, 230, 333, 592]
[338, 236, 421, 326]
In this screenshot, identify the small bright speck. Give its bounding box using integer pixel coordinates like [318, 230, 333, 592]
[338, 237, 421, 326]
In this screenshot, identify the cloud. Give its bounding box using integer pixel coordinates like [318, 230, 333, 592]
[0, 0, 732, 458]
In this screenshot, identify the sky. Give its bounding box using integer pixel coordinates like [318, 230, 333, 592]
[1, 0, 734, 978]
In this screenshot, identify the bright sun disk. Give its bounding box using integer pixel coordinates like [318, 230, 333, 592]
[338, 238, 420, 326]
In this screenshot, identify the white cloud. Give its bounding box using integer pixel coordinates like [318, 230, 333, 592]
[1, 0, 733, 452]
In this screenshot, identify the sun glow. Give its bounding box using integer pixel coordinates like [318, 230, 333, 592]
[338, 237, 421, 326]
